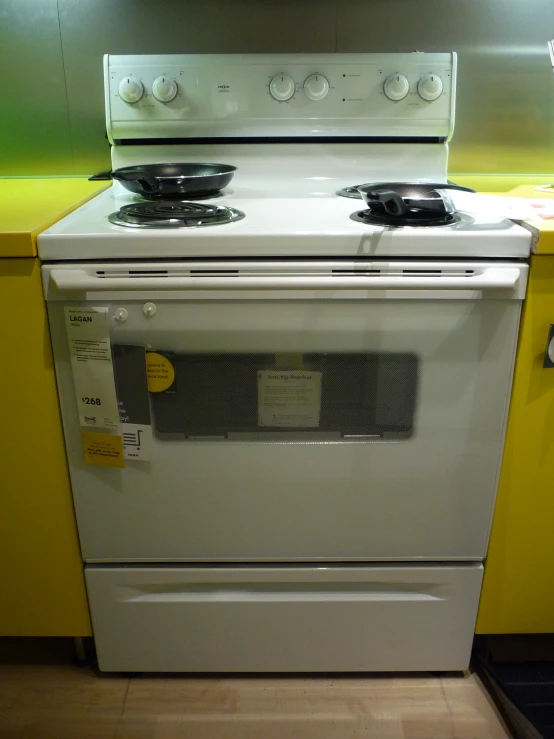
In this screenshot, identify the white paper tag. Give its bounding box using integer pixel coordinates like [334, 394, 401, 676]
[121, 422, 153, 461]
[112, 344, 153, 462]
[258, 370, 322, 428]
[64, 307, 120, 429]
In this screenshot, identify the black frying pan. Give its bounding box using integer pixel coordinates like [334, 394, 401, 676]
[90, 163, 237, 199]
[357, 182, 475, 216]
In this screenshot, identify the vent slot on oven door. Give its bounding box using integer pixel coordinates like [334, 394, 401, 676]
[149, 352, 419, 442]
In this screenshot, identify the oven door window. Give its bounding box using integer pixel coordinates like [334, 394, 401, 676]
[148, 352, 418, 441]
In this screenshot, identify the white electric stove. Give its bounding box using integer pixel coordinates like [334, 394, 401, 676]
[40, 53, 531, 673]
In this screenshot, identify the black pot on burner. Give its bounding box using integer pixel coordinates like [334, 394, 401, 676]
[356, 181, 475, 226]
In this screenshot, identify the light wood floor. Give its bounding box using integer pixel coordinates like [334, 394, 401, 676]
[0, 662, 511, 739]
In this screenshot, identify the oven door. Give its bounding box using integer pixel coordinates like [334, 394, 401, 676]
[44, 260, 526, 563]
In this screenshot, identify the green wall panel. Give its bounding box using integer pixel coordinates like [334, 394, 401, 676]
[57, 0, 337, 175]
[1, 0, 73, 175]
[336, 0, 554, 175]
[3, 0, 554, 175]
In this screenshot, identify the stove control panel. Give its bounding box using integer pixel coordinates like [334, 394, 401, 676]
[105, 53, 456, 142]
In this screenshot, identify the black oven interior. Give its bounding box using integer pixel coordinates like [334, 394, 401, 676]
[146, 351, 419, 441]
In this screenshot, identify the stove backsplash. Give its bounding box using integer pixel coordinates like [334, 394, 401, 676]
[3, 0, 554, 176]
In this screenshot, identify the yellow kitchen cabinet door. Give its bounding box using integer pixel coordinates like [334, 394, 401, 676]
[477, 255, 554, 634]
[0, 259, 91, 636]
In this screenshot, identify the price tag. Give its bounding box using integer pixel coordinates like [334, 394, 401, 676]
[113, 345, 153, 461]
[65, 307, 120, 429]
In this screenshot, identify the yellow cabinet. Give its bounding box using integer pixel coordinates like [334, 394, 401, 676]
[477, 255, 554, 633]
[0, 260, 91, 635]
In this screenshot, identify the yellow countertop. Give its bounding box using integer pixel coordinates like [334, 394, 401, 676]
[451, 176, 554, 255]
[450, 175, 554, 193]
[0, 178, 110, 257]
[497, 184, 554, 255]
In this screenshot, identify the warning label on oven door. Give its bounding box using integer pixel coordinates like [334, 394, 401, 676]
[257, 370, 322, 428]
[64, 307, 120, 430]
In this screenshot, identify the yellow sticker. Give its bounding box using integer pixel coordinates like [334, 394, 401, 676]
[82, 432, 125, 468]
[146, 352, 175, 393]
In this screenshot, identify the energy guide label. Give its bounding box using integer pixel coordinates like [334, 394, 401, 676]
[64, 307, 120, 429]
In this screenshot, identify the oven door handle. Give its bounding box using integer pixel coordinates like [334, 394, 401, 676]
[49, 267, 521, 293]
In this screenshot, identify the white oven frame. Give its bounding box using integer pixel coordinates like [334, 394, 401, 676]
[43, 259, 525, 671]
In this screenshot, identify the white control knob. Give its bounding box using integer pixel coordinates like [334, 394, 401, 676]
[152, 75, 178, 103]
[303, 74, 329, 101]
[418, 74, 443, 101]
[269, 74, 295, 102]
[118, 76, 144, 104]
[383, 74, 410, 101]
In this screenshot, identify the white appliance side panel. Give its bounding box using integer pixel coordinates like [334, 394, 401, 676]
[47, 292, 521, 563]
[86, 564, 483, 672]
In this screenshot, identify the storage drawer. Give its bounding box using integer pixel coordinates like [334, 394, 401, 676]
[86, 564, 482, 672]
